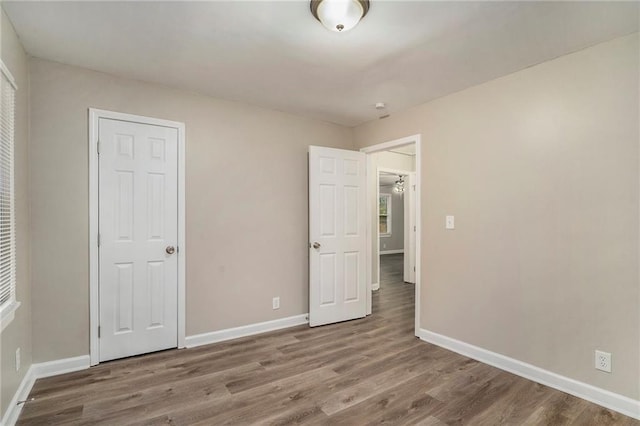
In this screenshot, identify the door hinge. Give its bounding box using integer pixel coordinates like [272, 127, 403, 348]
[414, 266, 416, 272]
[414, 226, 416, 232]
[97, 140, 101, 155]
[98, 326, 101, 338]
[97, 233, 101, 247]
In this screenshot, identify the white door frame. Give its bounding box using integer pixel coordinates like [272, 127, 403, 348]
[361, 134, 421, 336]
[88, 108, 186, 366]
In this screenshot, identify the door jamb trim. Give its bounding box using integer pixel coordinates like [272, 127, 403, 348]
[88, 108, 187, 366]
[360, 134, 421, 337]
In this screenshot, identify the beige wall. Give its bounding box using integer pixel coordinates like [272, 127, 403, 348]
[28, 58, 354, 362]
[354, 34, 640, 399]
[0, 8, 32, 418]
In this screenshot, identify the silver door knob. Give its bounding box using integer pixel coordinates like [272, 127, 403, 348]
[312, 242, 321, 249]
[166, 246, 176, 255]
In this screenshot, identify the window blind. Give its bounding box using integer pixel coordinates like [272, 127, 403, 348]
[0, 63, 16, 309]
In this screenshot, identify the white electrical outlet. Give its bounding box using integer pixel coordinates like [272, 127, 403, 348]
[15, 348, 20, 372]
[595, 350, 611, 373]
[272, 297, 280, 310]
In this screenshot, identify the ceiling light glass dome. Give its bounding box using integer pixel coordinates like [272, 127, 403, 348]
[311, 0, 370, 32]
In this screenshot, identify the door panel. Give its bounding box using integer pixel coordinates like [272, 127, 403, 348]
[115, 263, 134, 333]
[99, 118, 178, 362]
[344, 252, 359, 301]
[148, 261, 165, 328]
[319, 253, 336, 305]
[309, 146, 367, 327]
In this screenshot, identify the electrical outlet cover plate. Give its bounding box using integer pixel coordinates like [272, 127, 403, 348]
[595, 350, 611, 373]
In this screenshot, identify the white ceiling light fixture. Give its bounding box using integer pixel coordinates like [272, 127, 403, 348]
[310, 0, 370, 32]
[394, 175, 405, 193]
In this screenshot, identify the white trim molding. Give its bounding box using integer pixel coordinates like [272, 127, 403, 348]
[32, 355, 90, 379]
[1, 59, 18, 90]
[2, 365, 35, 426]
[185, 314, 309, 348]
[2, 356, 90, 426]
[88, 109, 187, 366]
[360, 135, 419, 154]
[419, 329, 640, 420]
[380, 249, 404, 255]
[0, 300, 20, 333]
[371, 282, 380, 291]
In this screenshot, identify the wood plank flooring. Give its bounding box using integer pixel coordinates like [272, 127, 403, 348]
[18, 254, 638, 425]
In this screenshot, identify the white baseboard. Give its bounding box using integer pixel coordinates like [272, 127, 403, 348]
[185, 314, 309, 348]
[372, 282, 380, 291]
[380, 249, 404, 255]
[2, 365, 36, 426]
[32, 355, 90, 379]
[2, 355, 90, 426]
[419, 329, 640, 420]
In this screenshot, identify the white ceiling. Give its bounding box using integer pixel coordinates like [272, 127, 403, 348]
[380, 171, 404, 186]
[4, 1, 638, 126]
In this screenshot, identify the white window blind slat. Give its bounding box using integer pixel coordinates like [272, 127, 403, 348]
[0, 62, 16, 310]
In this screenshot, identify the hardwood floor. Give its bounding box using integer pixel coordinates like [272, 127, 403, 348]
[18, 254, 638, 425]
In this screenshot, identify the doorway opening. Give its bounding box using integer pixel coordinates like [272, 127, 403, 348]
[378, 168, 416, 286]
[361, 135, 421, 336]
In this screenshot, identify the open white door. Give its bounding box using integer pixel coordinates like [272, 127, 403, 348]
[309, 146, 367, 327]
[404, 172, 417, 284]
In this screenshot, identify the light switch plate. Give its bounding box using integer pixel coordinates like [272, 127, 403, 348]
[446, 215, 455, 230]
